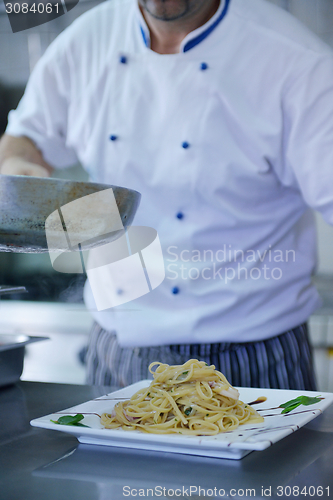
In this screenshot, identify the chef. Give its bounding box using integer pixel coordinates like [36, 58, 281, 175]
[1, 0, 333, 390]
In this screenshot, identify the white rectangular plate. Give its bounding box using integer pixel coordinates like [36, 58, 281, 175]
[30, 381, 333, 460]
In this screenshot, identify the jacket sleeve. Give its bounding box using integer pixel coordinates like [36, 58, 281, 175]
[6, 30, 78, 168]
[279, 51, 333, 224]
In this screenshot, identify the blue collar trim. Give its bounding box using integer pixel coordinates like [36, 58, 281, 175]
[138, 0, 231, 52]
[140, 25, 149, 48]
[183, 0, 231, 52]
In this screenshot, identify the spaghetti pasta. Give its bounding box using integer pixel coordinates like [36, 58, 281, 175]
[101, 359, 264, 435]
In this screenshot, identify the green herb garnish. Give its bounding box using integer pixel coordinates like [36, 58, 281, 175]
[280, 396, 323, 414]
[182, 371, 189, 375]
[51, 413, 89, 427]
[184, 407, 192, 416]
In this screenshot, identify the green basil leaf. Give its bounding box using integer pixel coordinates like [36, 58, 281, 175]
[298, 396, 322, 406]
[51, 414, 89, 427]
[281, 402, 301, 414]
[58, 414, 84, 424]
[280, 395, 323, 414]
[280, 396, 303, 409]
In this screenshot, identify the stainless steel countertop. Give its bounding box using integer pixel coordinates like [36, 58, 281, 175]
[0, 381, 332, 500]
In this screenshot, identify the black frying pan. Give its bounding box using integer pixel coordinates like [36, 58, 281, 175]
[0, 175, 141, 253]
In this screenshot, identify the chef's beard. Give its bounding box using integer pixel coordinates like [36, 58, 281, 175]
[138, 0, 199, 21]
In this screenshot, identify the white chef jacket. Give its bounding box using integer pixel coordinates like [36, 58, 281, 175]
[6, 0, 333, 346]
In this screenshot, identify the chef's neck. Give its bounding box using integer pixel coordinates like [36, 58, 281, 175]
[139, 0, 220, 54]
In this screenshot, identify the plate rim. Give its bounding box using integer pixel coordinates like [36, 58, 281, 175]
[30, 382, 333, 458]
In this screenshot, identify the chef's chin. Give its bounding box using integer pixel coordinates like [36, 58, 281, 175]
[138, 0, 192, 21]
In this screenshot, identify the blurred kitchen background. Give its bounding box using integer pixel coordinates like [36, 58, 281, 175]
[0, 0, 333, 389]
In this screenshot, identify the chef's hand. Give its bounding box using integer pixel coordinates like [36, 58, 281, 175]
[0, 134, 53, 177]
[0, 157, 50, 177]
